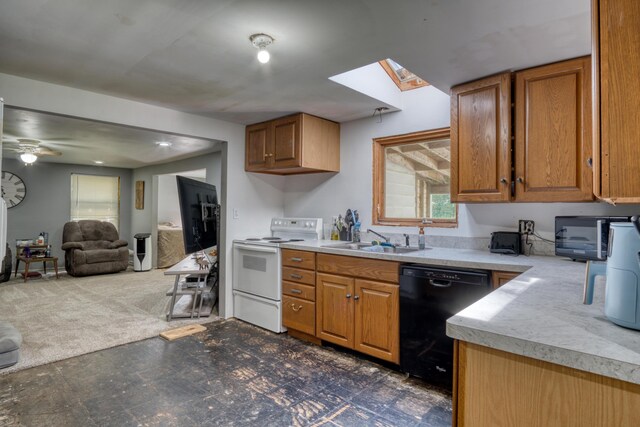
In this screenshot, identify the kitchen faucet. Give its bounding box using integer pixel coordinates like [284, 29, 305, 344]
[367, 229, 391, 243]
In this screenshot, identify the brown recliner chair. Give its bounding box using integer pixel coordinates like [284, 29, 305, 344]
[61, 220, 129, 277]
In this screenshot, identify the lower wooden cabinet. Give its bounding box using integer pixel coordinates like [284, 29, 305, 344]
[354, 279, 399, 363]
[282, 295, 315, 336]
[491, 270, 521, 289]
[453, 340, 640, 426]
[316, 273, 354, 348]
[316, 272, 400, 363]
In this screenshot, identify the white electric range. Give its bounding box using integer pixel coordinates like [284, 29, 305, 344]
[232, 217, 323, 332]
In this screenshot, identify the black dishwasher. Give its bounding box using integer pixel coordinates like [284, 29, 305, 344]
[399, 264, 491, 390]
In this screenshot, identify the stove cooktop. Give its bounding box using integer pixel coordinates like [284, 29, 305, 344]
[244, 237, 305, 243]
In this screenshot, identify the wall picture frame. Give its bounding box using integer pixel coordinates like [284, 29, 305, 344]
[135, 180, 144, 209]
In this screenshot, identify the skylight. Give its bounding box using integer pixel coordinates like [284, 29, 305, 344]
[379, 59, 429, 91]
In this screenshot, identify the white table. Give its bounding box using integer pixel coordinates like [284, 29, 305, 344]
[164, 253, 217, 321]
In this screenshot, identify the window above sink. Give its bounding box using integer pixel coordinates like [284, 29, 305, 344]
[372, 128, 457, 228]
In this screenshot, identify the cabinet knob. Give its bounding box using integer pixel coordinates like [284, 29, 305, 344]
[346, 293, 351, 299]
[354, 295, 360, 301]
[500, 178, 508, 185]
[587, 157, 593, 168]
[517, 177, 524, 184]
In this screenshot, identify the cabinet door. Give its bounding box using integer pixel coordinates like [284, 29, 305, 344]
[272, 115, 302, 168]
[354, 279, 399, 363]
[450, 72, 512, 202]
[515, 57, 593, 202]
[316, 273, 354, 348]
[491, 271, 521, 289]
[245, 122, 270, 171]
[594, 0, 640, 202]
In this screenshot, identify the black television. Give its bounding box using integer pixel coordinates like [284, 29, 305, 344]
[176, 175, 219, 255]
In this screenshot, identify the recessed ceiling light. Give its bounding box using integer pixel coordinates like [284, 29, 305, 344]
[94, 160, 104, 164]
[156, 141, 172, 147]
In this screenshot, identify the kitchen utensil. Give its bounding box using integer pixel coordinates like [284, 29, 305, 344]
[585, 220, 640, 330]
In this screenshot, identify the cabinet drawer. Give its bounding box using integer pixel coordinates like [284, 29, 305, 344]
[282, 249, 316, 269]
[282, 266, 315, 285]
[282, 295, 315, 335]
[317, 254, 399, 283]
[283, 281, 315, 301]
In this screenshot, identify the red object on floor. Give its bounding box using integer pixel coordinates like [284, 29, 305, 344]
[21, 272, 42, 279]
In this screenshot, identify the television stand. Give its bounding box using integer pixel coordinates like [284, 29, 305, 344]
[164, 254, 217, 321]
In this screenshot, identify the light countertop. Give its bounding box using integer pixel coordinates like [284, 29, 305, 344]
[280, 239, 640, 385]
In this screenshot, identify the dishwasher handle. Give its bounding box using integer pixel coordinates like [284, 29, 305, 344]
[429, 279, 452, 288]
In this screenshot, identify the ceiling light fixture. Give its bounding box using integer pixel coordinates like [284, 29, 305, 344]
[250, 33, 274, 64]
[20, 153, 38, 165]
[156, 141, 172, 147]
[94, 160, 104, 164]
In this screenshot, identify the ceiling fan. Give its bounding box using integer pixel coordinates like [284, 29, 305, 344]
[2, 138, 62, 164]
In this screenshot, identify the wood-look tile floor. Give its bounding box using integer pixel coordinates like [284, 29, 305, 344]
[0, 319, 451, 426]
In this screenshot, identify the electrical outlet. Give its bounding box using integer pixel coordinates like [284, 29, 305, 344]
[519, 220, 535, 235]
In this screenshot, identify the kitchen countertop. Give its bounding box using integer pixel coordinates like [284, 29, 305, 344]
[281, 239, 640, 385]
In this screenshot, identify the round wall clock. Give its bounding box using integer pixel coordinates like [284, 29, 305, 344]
[1, 171, 27, 208]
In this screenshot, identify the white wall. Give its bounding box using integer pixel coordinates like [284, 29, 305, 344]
[157, 175, 181, 225]
[0, 72, 285, 318]
[284, 85, 640, 239]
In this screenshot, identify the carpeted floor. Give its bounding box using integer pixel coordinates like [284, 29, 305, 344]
[0, 268, 219, 374]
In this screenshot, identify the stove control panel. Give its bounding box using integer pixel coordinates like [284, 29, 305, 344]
[270, 218, 323, 238]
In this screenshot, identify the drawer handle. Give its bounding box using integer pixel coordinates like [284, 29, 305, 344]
[290, 303, 303, 312]
[290, 257, 303, 262]
[290, 273, 303, 279]
[290, 289, 302, 294]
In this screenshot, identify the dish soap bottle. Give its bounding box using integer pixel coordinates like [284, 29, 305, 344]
[418, 226, 425, 250]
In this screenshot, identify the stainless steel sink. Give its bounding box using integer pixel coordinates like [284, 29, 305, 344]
[325, 242, 425, 254]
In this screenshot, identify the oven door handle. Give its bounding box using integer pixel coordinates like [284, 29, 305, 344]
[234, 243, 279, 254]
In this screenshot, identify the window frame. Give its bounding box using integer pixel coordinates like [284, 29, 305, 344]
[372, 127, 457, 228]
[378, 60, 430, 92]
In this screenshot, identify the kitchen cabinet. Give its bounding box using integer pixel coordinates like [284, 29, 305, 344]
[592, 0, 640, 203]
[353, 279, 399, 363]
[316, 254, 400, 363]
[316, 273, 354, 348]
[515, 57, 593, 202]
[452, 340, 640, 426]
[245, 113, 340, 174]
[450, 56, 593, 203]
[281, 249, 317, 339]
[491, 271, 521, 289]
[450, 72, 512, 203]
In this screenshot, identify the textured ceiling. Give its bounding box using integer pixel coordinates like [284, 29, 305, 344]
[0, 0, 591, 125]
[2, 108, 220, 168]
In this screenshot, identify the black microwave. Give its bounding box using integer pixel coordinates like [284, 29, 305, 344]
[555, 216, 630, 261]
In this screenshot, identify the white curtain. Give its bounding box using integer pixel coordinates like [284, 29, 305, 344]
[70, 174, 120, 230]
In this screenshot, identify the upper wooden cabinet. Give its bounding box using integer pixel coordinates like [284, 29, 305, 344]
[450, 72, 512, 203]
[515, 57, 593, 202]
[245, 113, 340, 175]
[593, 0, 640, 203]
[451, 57, 593, 203]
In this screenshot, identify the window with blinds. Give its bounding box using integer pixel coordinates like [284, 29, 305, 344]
[70, 174, 120, 230]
